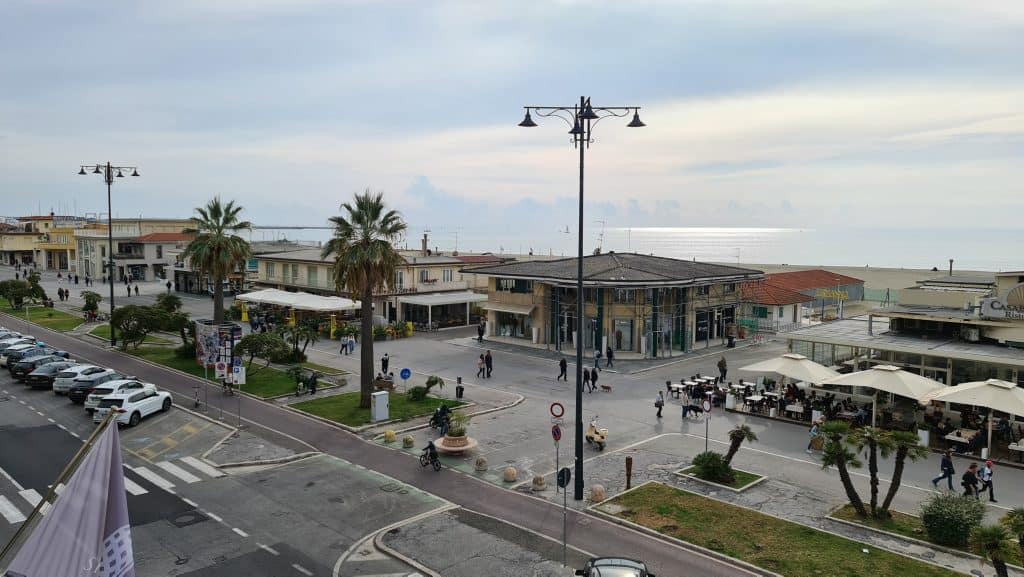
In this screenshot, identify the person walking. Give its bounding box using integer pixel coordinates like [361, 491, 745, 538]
[931, 450, 955, 490]
[476, 354, 485, 378]
[74, 274, 79, 285]
[339, 339, 348, 355]
[718, 356, 728, 382]
[557, 358, 567, 381]
[681, 388, 691, 418]
[806, 420, 820, 454]
[961, 463, 980, 499]
[484, 350, 493, 378]
[348, 335, 356, 354]
[126, 285, 131, 297]
[980, 460, 997, 502]
[582, 366, 591, 391]
[134, 284, 139, 296]
[605, 346, 614, 368]
[166, 280, 172, 293]
[589, 367, 599, 393]
[477, 321, 485, 342]
[655, 391, 665, 418]
[381, 353, 389, 374]
[307, 372, 318, 396]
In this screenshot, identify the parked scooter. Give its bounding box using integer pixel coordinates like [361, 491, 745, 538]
[585, 416, 608, 451]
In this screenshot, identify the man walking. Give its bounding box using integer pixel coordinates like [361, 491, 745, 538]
[339, 339, 348, 355]
[655, 391, 665, 418]
[980, 460, 997, 502]
[557, 358, 567, 381]
[806, 420, 820, 454]
[381, 353, 389, 374]
[484, 350, 493, 378]
[582, 366, 591, 391]
[931, 450, 955, 490]
[962, 463, 980, 499]
[589, 367, 599, 393]
[134, 284, 139, 296]
[477, 321, 485, 342]
[718, 356, 728, 382]
[605, 346, 614, 368]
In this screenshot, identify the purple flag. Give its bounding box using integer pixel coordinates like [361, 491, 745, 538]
[4, 422, 134, 577]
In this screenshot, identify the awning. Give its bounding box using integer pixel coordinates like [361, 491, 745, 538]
[397, 291, 488, 307]
[236, 288, 360, 312]
[481, 302, 535, 316]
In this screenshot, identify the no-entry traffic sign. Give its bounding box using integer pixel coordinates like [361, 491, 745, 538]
[549, 402, 565, 418]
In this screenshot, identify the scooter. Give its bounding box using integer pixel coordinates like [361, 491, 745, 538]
[585, 416, 608, 451]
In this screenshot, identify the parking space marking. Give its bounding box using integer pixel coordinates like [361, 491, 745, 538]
[123, 477, 148, 496]
[18, 489, 41, 508]
[181, 456, 225, 478]
[35, 411, 44, 417]
[46, 418, 55, 423]
[17, 400, 24, 405]
[0, 496, 26, 524]
[232, 527, 249, 537]
[155, 461, 200, 484]
[56, 424, 68, 431]
[205, 511, 223, 523]
[129, 466, 175, 491]
[27, 406, 35, 411]
[258, 544, 280, 556]
[291, 563, 313, 576]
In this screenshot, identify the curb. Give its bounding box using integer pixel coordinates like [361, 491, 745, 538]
[372, 393, 525, 439]
[370, 504, 462, 577]
[672, 467, 768, 493]
[216, 451, 322, 470]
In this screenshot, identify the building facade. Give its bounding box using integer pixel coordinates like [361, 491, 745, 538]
[740, 281, 814, 333]
[75, 219, 191, 282]
[0, 214, 102, 271]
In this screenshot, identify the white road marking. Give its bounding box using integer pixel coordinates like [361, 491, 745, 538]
[292, 563, 313, 576]
[69, 431, 80, 439]
[232, 527, 249, 537]
[205, 511, 224, 523]
[258, 544, 280, 556]
[130, 466, 175, 491]
[18, 489, 41, 508]
[0, 496, 26, 524]
[35, 411, 44, 417]
[123, 477, 148, 496]
[156, 461, 201, 484]
[0, 466, 25, 491]
[182, 498, 198, 507]
[18, 400, 25, 405]
[57, 424, 67, 431]
[47, 418, 55, 423]
[180, 456, 225, 478]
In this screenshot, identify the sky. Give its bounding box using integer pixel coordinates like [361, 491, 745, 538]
[3, 0, 1023, 257]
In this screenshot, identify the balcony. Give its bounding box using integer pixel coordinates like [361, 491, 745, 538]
[112, 252, 145, 260]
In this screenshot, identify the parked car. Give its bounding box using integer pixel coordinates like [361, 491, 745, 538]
[575, 558, 654, 577]
[84, 379, 157, 414]
[68, 369, 125, 405]
[94, 389, 173, 427]
[23, 361, 79, 390]
[6, 347, 67, 372]
[0, 341, 39, 366]
[0, 330, 22, 340]
[53, 365, 106, 395]
[11, 354, 72, 381]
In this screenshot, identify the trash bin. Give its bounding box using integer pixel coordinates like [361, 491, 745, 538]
[727, 336, 736, 348]
[456, 384, 465, 399]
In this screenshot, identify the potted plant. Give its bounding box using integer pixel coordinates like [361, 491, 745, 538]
[443, 411, 470, 448]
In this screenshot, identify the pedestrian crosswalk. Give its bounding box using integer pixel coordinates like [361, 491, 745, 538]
[0, 456, 224, 525]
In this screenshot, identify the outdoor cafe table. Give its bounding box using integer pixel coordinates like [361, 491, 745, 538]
[1008, 443, 1024, 463]
[730, 384, 747, 391]
[945, 429, 980, 443]
[786, 404, 805, 417]
[669, 384, 684, 398]
[762, 391, 780, 398]
[683, 381, 698, 387]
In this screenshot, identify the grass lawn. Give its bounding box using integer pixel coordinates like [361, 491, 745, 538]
[299, 361, 347, 375]
[128, 346, 298, 398]
[605, 483, 960, 577]
[831, 504, 1023, 566]
[0, 304, 84, 332]
[679, 466, 762, 489]
[293, 392, 466, 427]
[89, 324, 173, 345]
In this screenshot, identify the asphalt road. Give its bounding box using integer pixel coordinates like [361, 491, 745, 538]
[0, 312, 764, 577]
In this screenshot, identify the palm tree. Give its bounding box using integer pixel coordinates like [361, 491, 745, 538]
[154, 292, 183, 313]
[322, 190, 406, 408]
[848, 427, 895, 517]
[819, 421, 867, 518]
[724, 424, 758, 465]
[182, 197, 252, 323]
[879, 431, 929, 518]
[969, 524, 1015, 577]
[1000, 507, 1024, 562]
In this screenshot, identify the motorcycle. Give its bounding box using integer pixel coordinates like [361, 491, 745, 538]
[585, 416, 608, 451]
[419, 441, 442, 471]
[429, 407, 451, 434]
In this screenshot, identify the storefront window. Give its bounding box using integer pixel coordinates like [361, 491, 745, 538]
[496, 312, 530, 338]
[613, 318, 633, 351]
[613, 289, 635, 304]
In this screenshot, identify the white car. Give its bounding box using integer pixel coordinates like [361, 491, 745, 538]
[52, 364, 104, 395]
[84, 379, 157, 413]
[93, 390, 173, 426]
[0, 339, 37, 365]
[0, 343, 40, 367]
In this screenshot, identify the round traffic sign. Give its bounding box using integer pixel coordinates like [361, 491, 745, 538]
[549, 402, 565, 418]
[400, 368, 411, 380]
[551, 424, 562, 442]
[702, 400, 712, 413]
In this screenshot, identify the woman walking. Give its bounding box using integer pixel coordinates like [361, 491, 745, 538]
[476, 354, 485, 378]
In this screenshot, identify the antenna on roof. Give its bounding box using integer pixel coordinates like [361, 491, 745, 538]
[593, 219, 606, 253]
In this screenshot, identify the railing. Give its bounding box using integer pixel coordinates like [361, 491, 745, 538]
[112, 253, 145, 260]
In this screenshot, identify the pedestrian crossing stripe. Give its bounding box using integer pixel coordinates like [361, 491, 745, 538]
[156, 461, 201, 484]
[0, 496, 26, 524]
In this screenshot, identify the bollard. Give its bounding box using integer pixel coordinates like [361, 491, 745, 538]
[625, 455, 633, 490]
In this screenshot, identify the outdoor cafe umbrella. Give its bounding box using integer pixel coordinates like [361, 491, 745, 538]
[920, 379, 1024, 455]
[739, 353, 840, 385]
[825, 365, 944, 426]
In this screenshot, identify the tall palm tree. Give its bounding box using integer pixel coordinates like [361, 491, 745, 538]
[182, 197, 252, 323]
[969, 524, 1015, 577]
[879, 431, 929, 518]
[154, 292, 183, 313]
[724, 424, 758, 465]
[848, 427, 895, 517]
[322, 190, 406, 408]
[1000, 507, 1024, 562]
[819, 421, 867, 518]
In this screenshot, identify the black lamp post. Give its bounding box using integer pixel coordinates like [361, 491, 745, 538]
[78, 162, 140, 346]
[519, 97, 644, 500]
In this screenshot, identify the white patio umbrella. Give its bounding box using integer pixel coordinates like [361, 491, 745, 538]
[739, 353, 840, 384]
[920, 379, 1024, 454]
[825, 365, 945, 426]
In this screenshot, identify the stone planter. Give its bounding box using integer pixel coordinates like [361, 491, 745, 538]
[442, 435, 468, 448]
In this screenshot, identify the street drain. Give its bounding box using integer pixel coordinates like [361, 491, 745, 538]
[328, 496, 345, 504]
[171, 511, 209, 528]
[0, 397, 9, 402]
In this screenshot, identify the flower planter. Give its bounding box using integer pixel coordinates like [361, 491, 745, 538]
[442, 435, 468, 448]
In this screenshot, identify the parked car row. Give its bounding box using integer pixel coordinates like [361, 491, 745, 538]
[0, 326, 173, 427]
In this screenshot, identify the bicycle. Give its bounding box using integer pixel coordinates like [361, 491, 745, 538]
[222, 382, 235, 396]
[193, 385, 202, 408]
[419, 445, 442, 471]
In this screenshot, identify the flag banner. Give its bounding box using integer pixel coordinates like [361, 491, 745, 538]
[4, 422, 134, 577]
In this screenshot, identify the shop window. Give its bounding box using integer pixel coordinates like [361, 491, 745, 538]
[497, 278, 533, 293]
[752, 306, 768, 319]
[156, 246, 162, 259]
[778, 307, 784, 317]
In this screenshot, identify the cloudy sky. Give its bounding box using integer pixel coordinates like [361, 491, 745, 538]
[3, 0, 1023, 256]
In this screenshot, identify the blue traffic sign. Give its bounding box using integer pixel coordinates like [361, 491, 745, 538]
[400, 368, 411, 380]
[551, 424, 562, 442]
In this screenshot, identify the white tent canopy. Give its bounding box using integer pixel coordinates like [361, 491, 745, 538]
[921, 379, 1024, 453]
[824, 365, 945, 426]
[739, 353, 840, 384]
[236, 289, 360, 312]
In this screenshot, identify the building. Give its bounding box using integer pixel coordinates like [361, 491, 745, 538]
[0, 214, 101, 271]
[786, 271, 1024, 386]
[755, 269, 865, 319]
[740, 281, 815, 332]
[462, 252, 763, 356]
[75, 218, 191, 282]
[169, 239, 311, 296]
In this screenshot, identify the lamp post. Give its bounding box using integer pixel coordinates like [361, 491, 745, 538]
[519, 97, 644, 500]
[78, 163, 140, 346]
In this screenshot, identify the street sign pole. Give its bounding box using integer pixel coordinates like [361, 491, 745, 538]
[703, 399, 712, 453]
[562, 466, 568, 567]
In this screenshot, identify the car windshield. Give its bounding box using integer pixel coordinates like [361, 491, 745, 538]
[96, 399, 123, 409]
[91, 388, 113, 397]
[56, 371, 76, 378]
[593, 569, 643, 577]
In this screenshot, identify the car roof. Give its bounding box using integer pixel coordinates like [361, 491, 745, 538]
[592, 558, 646, 569]
[102, 389, 164, 400]
[104, 379, 151, 387]
[62, 364, 99, 372]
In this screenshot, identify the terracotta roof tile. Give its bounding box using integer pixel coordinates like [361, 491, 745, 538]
[134, 232, 194, 243]
[741, 282, 816, 305]
[762, 269, 864, 292]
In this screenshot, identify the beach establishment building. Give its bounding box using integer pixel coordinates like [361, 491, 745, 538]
[75, 219, 192, 282]
[0, 214, 107, 271]
[168, 239, 312, 296]
[756, 269, 865, 319]
[253, 240, 505, 328]
[739, 281, 815, 333]
[786, 272, 1024, 388]
[461, 252, 763, 356]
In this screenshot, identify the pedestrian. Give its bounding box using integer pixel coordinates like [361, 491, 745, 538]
[477, 321, 485, 342]
[582, 366, 591, 391]
[166, 280, 172, 293]
[594, 349, 602, 370]
[307, 372, 317, 396]
[484, 350, 493, 378]
[718, 356, 728, 382]
[476, 354, 485, 378]
[348, 335, 356, 354]
[74, 274, 79, 285]
[806, 420, 820, 454]
[980, 460, 997, 502]
[962, 463, 980, 499]
[557, 358, 567, 381]
[126, 285, 131, 297]
[681, 388, 691, 418]
[605, 346, 614, 368]
[381, 353, 389, 374]
[339, 339, 348, 355]
[931, 449, 955, 490]
[14, 273, 18, 281]
[589, 367, 599, 393]
[134, 285, 139, 296]
[655, 391, 665, 418]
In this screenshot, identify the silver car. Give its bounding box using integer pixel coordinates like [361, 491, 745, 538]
[52, 365, 103, 395]
[0, 343, 41, 367]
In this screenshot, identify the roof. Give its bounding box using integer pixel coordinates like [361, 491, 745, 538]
[397, 291, 488, 307]
[763, 269, 864, 292]
[453, 255, 506, 264]
[460, 252, 763, 286]
[134, 232, 194, 243]
[916, 275, 996, 287]
[741, 282, 815, 305]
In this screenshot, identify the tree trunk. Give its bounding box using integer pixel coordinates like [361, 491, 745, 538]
[993, 559, 1008, 577]
[868, 440, 879, 517]
[359, 285, 373, 409]
[213, 273, 224, 323]
[829, 436, 868, 517]
[879, 446, 908, 516]
[724, 438, 741, 464]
